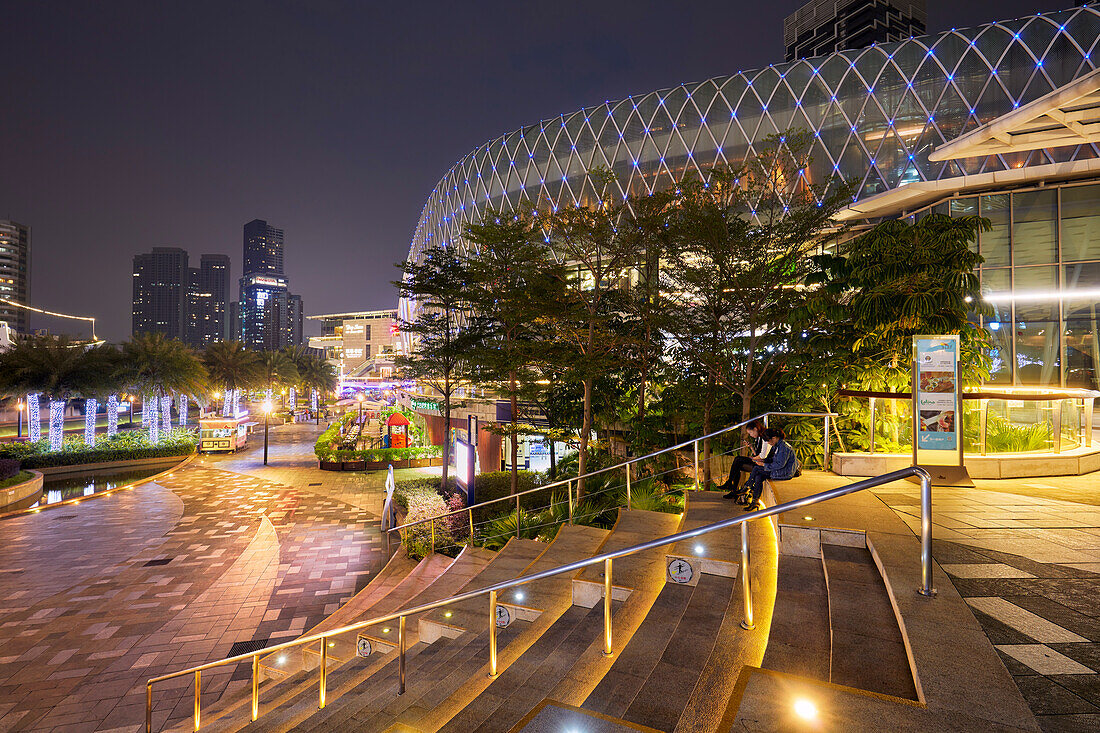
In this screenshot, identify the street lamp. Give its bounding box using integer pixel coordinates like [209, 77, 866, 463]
[263, 400, 273, 466]
[357, 392, 365, 424]
[16, 401, 23, 439]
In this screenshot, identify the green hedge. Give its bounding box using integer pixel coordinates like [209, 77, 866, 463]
[0, 470, 34, 490]
[333, 445, 442, 462]
[0, 429, 196, 469]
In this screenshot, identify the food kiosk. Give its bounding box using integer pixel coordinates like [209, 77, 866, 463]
[199, 414, 251, 453]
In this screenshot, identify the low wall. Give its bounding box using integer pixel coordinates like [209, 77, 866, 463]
[0, 471, 44, 511]
[36, 453, 192, 478]
[832, 448, 1100, 479]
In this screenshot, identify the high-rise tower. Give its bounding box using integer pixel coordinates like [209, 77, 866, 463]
[784, 0, 926, 61]
[238, 220, 303, 349]
[0, 220, 30, 334]
[132, 247, 189, 339]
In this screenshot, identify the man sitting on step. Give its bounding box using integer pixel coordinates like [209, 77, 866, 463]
[740, 428, 800, 512]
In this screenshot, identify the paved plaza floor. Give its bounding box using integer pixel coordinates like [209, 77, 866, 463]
[0, 423, 1098, 732]
[871, 478, 1100, 733]
[0, 422, 423, 733]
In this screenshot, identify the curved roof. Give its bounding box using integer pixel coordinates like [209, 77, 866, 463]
[404, 5, 1100, 287]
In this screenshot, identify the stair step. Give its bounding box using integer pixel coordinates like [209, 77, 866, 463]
[439, 603, 616, 733]
[760, 554, 830, 681]
[666, 490, 741, 583]
[573, 509, 682, 607]
[418, 538, 547, 642]
[822, 543, 917, 700]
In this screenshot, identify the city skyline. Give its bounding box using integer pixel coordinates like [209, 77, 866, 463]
[0, 0, 1071, 342]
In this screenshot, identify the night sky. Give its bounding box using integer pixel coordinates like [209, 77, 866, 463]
[1, 0, 1071, 342]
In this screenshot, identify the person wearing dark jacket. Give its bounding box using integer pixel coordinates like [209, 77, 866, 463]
[741, 428, 799, 512]
[718, 419, 767, 500]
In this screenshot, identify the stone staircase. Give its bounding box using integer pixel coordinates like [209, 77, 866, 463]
[165, 478, 1041, 733]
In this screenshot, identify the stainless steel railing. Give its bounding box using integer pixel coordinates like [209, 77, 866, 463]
[144, 464, 933, 732]
[389, 411, 838, 549]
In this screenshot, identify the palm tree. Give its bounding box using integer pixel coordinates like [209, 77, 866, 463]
[203, 341, 259, 413]
[297, 352, 338, 416]
[256, 350, 299, 402]
[0, 335, 111, 449]
[118, 333, 207, 441]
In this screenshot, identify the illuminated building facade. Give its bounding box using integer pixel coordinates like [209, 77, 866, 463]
[307, 308, 399, 381]
[403, 5, 1100, 391]
[0, 220, 30, 333]
[237, 219, 304, 349]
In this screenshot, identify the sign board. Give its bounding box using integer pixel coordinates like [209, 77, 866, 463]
[356, 635, 372, 658]
[912, 335, 966, 477]
[454, 437, 476, 505]
[411, 397, 439, 412]
[495, 604, 512, 628]
[668, 558, 694, 584]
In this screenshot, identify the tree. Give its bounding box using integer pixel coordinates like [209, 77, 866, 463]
[541, 171, 638, 497]
[118, 333, 207, 441]
[464, 211, 564, 494]
[394, 245, 477, 491]
[795, 212, 990, 451]
[0, 335, 112, 448]
[203, 341, 259, 412]
[295, 352, 338, 403]
[665, 134, 849, 484]
[256, 350, 299, 401]
[618, 188, 675, 444]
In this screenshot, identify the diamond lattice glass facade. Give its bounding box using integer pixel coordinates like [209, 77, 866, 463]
[404, 5, 1100, 389]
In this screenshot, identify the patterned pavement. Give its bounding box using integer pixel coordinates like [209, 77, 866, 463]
[0, 422, 398, 733]
[874, 483, 1100, 733]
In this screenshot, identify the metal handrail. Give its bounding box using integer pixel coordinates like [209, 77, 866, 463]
[145, 463, 932, 732]
[389, 411, 839, 535]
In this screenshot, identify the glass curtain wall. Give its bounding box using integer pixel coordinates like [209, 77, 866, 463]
[915, 179, 1100, 390]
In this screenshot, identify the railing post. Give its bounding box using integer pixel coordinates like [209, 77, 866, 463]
[763, 414, 770, 428]
[319, 637, 327, 709]
[868, 397, 877, 455]
[430, 517, 435, 554]
[980, 398, 989, 456]
[468, 507, 475, 543]
[917, 468, 936, 597]
[251, 655, 259, 721]
[398, 615, 407, 694]
[740, 521, 754, 630]
[823, 414, 831, 470]
[625, 464, 631, 510]
[193, 669, 201, 731]
[1054, 400, 1063, 454]
[693, 440, 700, 490]
[1085, 398, 1094, 448]
[146, 684, 152, 733]
[488, 590, 498, 677]
[603, 558, 613, 656]
[567, 480, 574, 524]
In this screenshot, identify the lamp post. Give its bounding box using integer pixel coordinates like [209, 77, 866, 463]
[16, 401, 23, 439]
[281, 388, 287, 409]
[357, 392, 364, 424]
[263, 400, 273, 466]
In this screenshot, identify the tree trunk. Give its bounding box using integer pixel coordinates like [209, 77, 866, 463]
[441, 376, 451, 493]
[577, 376, 593, 499]
[509, 369, 519, 495]
[549, 436, 557, 479]
[703, 372, 714, 488]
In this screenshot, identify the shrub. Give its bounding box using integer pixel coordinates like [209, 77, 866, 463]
[0, 458, 20, 481]
[0, 470, 34, 490]
[0, 429, 196, 469]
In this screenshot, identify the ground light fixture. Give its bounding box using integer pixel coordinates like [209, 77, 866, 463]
[793, 698, 818, 722]
[262, 400, 273, 465]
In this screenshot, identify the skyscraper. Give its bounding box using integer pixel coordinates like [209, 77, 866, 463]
[243, 219, 284, 275]
[238, 219, 304, 349]
[132, 247, 189, 339]
[133, 248, 231, 344]
[0, 220, 30, 334]
[186, 254, 231, 347]
[784, 0, 926, 61]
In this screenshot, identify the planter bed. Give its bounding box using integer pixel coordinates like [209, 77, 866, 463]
[317, 457, 444, 472]
[34, 453, 194, 477]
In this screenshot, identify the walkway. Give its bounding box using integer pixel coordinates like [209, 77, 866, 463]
[773, 470, 1100, 733]
[0, 422, 419, 733]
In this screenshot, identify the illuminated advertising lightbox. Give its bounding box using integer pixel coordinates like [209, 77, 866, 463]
[454, 437, 475, 504]
[914, 337, 959, 451]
